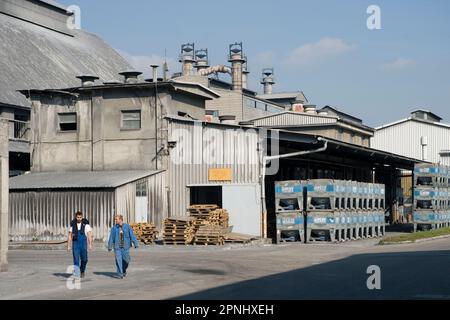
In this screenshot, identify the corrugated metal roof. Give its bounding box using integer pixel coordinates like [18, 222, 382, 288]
[0, 11, 131, 108]
[250, 111, 338, 127]
[257, 91, 307, 102]
[10, 170, 164, 190]
[375, 117, 450, 130]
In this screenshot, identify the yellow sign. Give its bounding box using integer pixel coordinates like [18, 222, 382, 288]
[208, 168, 233, 181]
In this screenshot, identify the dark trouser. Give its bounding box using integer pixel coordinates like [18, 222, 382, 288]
[72, 233, 88, 276]
[114, 248, 130, 276]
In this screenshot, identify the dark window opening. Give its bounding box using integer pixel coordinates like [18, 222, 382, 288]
[58, 113, 77, 131]
[189, 186, 222, 208]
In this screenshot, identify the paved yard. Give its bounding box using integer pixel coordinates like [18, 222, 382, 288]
[0, 237, 449, 300]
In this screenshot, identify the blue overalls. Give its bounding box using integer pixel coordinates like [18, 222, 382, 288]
[72, 228, 88, 277]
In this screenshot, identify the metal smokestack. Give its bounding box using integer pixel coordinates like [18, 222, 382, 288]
[261, 68, 275, 94]
[194, 49, 210, 74]
[228, 42, 246, 91]
[179, 43, 195, 76]
[151, 65, 159, 83]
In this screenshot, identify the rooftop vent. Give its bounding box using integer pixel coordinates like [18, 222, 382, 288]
[119, 71, 142, 84]
[261, 68, 275, 94]
[76, 75, 99, 87]
[219, 115, 236, 125]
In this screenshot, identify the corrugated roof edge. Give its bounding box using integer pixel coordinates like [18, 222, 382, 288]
[375, 117, 450, 131]
[10, 170, 165, 190]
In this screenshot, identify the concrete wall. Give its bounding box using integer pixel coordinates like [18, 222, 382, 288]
[29, 87, 210, 172]
[206, 89, 244, 120]
[0, 119, 8, 271]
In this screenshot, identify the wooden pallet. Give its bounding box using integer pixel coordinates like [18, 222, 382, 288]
[130, 222, 158, 244]
[162, 217, 195, 245]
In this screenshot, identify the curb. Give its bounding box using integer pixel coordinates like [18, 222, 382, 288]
[379, 234, 450, 245]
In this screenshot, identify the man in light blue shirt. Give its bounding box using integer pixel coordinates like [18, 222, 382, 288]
[108, 215, 139, 279]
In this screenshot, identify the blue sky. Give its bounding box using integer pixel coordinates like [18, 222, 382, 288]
[58, 0, 450, 127]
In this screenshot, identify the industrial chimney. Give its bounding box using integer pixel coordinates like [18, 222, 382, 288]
[261, 68, 275, 94]
[179, 43, 195, 76]
[76, 75, 99, 87]
[119, 71, 142, 84]
[242, 57, 250, 90]
[228, 42, 246, 91]
[194, 49, 210, 74]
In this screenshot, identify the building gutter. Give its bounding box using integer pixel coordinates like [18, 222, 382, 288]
[260, 137, 328, 238]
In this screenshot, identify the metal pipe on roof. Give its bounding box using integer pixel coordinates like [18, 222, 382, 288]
[228, 42, 246, 91]
[197, 65, 231, 76]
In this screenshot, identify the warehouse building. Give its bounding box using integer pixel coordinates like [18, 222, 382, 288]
[0, 0, 131, 176]
[371, 110, 450, 165]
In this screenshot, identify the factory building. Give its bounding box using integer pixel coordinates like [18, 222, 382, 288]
[371, 110, 450, 165]
[0, 0, 132, 176]
[9, 66, 422, 241]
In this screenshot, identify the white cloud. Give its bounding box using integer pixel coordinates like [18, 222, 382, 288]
[382, 58, 416, 70]
[283, 38, 356, 68]
[116, 49, 177, 78]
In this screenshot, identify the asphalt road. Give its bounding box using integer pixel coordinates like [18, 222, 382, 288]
[0, 237, 449, 300]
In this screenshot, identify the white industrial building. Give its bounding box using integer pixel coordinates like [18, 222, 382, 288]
[371, 110, 450, 165]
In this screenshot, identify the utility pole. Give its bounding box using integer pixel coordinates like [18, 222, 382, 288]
[0, 119, 9, 272]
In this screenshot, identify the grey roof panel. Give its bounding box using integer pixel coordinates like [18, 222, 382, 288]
[257, 92, 307, 102]
[0, 11, 131, 108]
[10, 170, 164, 190]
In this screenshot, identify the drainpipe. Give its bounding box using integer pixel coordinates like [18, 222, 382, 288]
[260, 137, 328, 238]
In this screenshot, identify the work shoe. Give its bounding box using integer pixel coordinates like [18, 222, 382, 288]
[80, 273, 85, 279]
[123, 272, 127, 277]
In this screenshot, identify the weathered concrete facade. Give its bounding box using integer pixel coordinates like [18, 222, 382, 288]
[27, 83, 217, 172]
[0, 119, 9, 271]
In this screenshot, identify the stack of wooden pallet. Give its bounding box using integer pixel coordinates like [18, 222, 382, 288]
[188, 205, 219, 231]
[194, 224, 225, 245]
[130, 223, 158, 244]
[163, 217, 196, 245]
[207, 209, 229, 228]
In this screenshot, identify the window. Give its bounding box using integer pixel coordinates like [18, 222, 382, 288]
[121, 110, 141, 130]
[245, 98, 256, 109]
[338, 128, 344, 141]
[136, 180, 147, 197]
[335, 198, 340, 209]
[58, 113, 77, 131]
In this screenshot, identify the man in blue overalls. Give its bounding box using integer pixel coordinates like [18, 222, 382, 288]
[67, 211, 93, 278]
[108, 215, 139, 279]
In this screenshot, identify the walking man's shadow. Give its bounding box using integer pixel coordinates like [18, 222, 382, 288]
[93, 272, 121, 279]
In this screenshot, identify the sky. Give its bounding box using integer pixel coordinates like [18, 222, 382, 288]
[58, 0, 450, 127]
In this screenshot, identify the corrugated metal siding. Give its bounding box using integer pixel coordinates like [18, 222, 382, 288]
[9, 190, 115, 242]
[253, 113, 337, 127]
[371, 120, 450, 163]
[167, 120, 260, 217]
[115, 172, 167, 229]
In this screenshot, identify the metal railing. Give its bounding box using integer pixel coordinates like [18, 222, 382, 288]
[8, 119, 30, 141]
